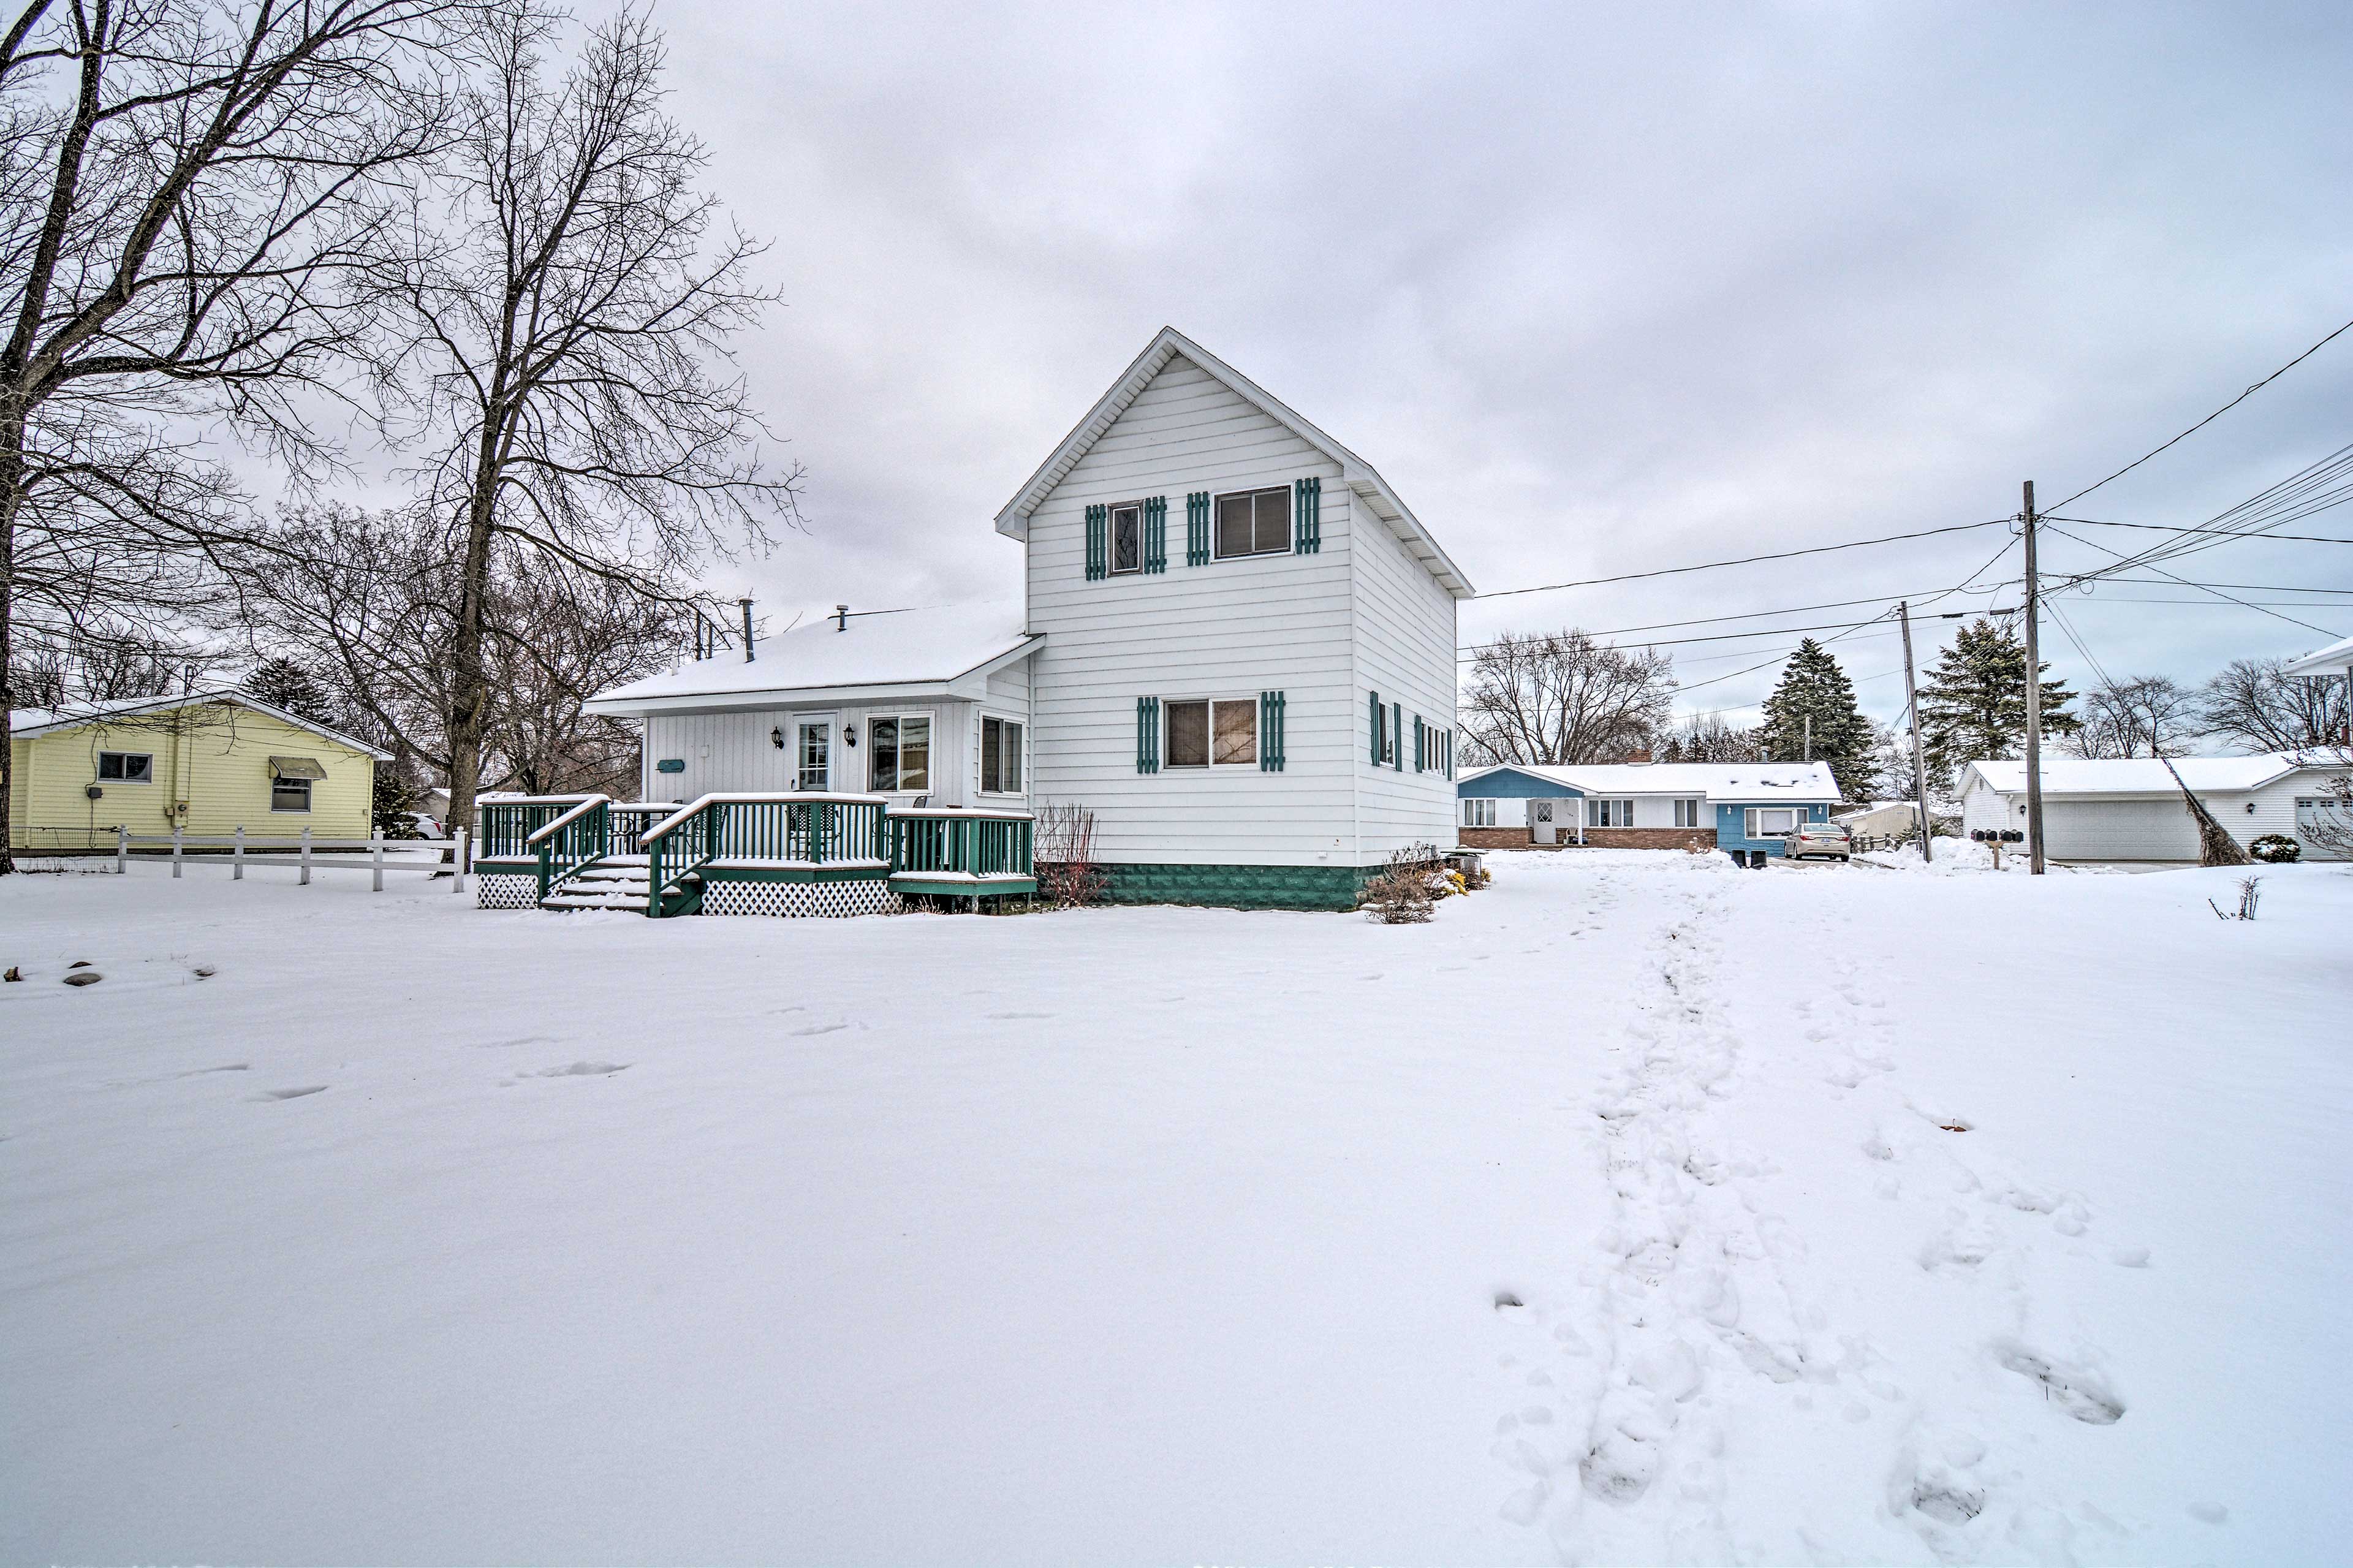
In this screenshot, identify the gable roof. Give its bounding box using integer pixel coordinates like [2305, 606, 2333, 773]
[7, 690, 392, 759]
[993, 326, 1474, 600]
[1963, 754, 2309, 795]
[1458, 760, 1843, 801]
[585, 601, 1041, 716]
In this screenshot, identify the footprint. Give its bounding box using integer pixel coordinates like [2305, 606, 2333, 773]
[987, 1010, 1055, 1020]
[183, 1064, 250, 1076]
[252, 1085, 328, 1101]
[1996, 1345, 2124, 1425]
[789, 1023, 849, 1037]
[532, 1062, 629, 1077]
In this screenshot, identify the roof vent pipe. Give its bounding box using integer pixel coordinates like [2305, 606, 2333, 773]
[739, 596, 755, 662]
[835, 603, 849, 632]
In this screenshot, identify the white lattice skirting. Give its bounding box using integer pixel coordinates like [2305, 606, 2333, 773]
[477, 873, 538, 910]
[703, 879, 901, 918]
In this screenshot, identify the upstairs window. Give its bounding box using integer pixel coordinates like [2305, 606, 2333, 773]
[97, 751, 153, 783]
[1214, 487, 1290, 559]
[1110, 502, 1143, 574]
[870, 714, 931, 792]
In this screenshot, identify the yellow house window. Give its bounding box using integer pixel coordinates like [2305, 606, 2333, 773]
[97, 751, 153, 783]
[268, 755, 326, 813]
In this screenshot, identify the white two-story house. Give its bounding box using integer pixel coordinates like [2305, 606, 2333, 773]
[581, 326, 1471, 912]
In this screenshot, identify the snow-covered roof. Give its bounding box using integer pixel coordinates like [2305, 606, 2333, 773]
[1963, 754, 2308, 795]
[7, 690, 392, 760]
[1458, 760, 1843, 800]
[2280, 632, 2353, 678]
[993, 327, 1475, 600]
[585, 602, 1041, 716]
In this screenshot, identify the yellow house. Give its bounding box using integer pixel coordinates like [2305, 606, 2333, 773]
[7, 692, 385, 852]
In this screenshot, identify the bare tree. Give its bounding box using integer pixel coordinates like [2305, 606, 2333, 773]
[0, 0, 458, 873]
[227, 501, 691, 797]
[2198, 658, 2349, 752]
[365, 1, 798, 846]
[1657, 711, 1765, 764]
[1460, 628, 1674, 767]
[2069, 673, 2202, 759]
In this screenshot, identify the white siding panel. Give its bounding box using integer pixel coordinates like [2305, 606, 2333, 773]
[1027, 354, 1358, 866]
[1350, 482, 1460, 858]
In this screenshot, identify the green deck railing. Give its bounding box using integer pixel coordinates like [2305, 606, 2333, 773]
[887, 809, 1034, 879]
[477, 795, 601, 859]
[526, 795, 612, 901]
[640, 793, 893, 917]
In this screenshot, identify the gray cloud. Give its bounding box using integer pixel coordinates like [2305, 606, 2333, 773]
[623, 1, 2352, 716]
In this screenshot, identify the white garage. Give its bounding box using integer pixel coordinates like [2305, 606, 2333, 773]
[1960, 754, 2347, 863]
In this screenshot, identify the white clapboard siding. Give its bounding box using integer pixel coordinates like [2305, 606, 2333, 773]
[1349, 481, 1461, 858]
[645, 701, 974, 807]
[1026, 353, 1360, 866]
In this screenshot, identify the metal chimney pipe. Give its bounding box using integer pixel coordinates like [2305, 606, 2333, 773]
[739, 596, 754, 662]
[835, 603, 849, 632]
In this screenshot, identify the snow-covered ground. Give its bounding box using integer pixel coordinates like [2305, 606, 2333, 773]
[3, 850, 2346, 1564]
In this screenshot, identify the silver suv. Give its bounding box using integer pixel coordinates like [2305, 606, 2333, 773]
[1786, 820, 1852, 862]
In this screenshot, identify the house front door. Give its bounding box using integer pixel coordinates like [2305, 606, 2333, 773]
[1531, 798, 1558, 844]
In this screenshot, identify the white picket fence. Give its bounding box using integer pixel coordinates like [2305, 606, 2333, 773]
[113, 825, 471, 893]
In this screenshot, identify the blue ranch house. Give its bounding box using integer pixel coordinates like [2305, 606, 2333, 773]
[1455, 762, 1841, 857]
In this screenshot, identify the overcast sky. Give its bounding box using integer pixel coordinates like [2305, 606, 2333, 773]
[608, 0, 2349, 724]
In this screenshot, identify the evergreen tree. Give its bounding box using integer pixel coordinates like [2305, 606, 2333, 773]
[1759, 638, 1879, 800]
[373, 768, 429, 839]
[1916, 618, 2080, 783]
[244, 657, 339, 729]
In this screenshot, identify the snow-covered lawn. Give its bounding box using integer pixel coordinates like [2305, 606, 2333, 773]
[3, 850, 2346, 1564]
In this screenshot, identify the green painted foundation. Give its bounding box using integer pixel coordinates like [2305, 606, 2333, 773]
[1096, 862, 1377, 912]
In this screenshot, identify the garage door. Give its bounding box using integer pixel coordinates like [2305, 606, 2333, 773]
[2042, 798, 2199, 862]
[2297, 797, 2352, 862]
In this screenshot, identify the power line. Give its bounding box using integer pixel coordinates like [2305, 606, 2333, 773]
[1468, 518, 2010, 600]
[2042, 314, 2353, 512]
[2052, 515, 2353, 547]
[2043, 525, 2341, 637]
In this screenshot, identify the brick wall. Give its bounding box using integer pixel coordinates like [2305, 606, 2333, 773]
[1458, 827, 1531, 849]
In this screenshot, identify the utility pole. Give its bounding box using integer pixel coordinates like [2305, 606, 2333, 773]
[1898, 600, 1933, 863]
[2022, 480, 2046, 875]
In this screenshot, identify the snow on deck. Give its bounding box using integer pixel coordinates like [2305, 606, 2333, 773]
[2, 852, 2347, 1562]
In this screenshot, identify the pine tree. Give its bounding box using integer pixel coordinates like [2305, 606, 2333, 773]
[1916, 618, 2080, 783]
[1759, 638, 1879, 800]
[244, 657, 339, 729]
[373, 768, 428, 839]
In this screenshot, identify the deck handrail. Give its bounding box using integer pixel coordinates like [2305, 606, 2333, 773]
[888, 806, 1034, 879]
[641, 790, 891, 844]
[525, 793, 612, 846]
[885, 806, 1037, 822]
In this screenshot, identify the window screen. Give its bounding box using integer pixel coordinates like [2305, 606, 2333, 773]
[1214, 487, 1290, 558]
[270, 776, 312, 812]
[97, 752, 152, 782]
[1165, 700, 1210, 767]
[1211, 699, 1256, 765]
[982, 716, 1025, 793]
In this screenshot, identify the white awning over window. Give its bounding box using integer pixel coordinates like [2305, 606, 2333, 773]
[268, 756, 328, 781]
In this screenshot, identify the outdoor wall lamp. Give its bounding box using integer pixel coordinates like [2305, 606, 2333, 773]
[770, 727, 784, 749]
[844, 724, 858, 748]
[2246, 801, 2256, 814]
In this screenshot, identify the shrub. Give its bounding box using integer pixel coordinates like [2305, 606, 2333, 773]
[1033, 802, 1107, 907]
[2249, 834, 2300, 864]
[1363, 843, 1442, 923]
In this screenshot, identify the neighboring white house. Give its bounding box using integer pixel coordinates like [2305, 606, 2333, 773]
[586, 327, 1471, 910]
[1958, 754, 2350, 862]
[1454, 761, 1842, 855]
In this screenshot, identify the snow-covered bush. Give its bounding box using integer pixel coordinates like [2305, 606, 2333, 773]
[2249, 835, 2300, 864]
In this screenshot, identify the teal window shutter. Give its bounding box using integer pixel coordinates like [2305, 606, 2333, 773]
[1144, 496, 1167, 574]
[1085, 505, 1106, 580]
[1186, 491, 1210, 566]
[1293, 477, 1321, 554]
[1414, 715, 1424, 772]
[1369, 691, 1382, 763]
[1260, 690, 1286, 773]
[1136, 697, 1160, 773]
[1392, 703, 1403, 771]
